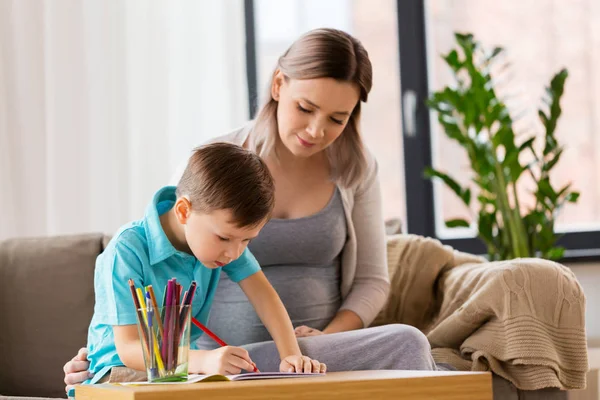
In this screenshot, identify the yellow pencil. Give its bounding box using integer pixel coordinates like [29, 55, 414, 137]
[136, 287, 166, 375]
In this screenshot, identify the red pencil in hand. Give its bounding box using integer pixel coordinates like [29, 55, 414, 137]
[192, 317, 259, 373]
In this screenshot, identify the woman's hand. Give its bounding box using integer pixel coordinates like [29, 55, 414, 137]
[294, 325, 325, 338]
[63, 347, 93, 393]
[280, 355, 326, 373]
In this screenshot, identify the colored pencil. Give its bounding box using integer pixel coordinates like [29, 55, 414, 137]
[173, 283, 182, 365]
[137, 287, 166, 375]
[192, 317, 258, 372]
[179, 282, 197, 330]
[146, 285, 164, 339]
[164, 279, 176, 371]
[128, 279, 150, 357]
[146, 291, 157, 379]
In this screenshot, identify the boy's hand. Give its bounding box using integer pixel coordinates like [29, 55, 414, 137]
[280, 355, 326, 373]
[294, 325, 325, 338]
[200, 346, 256, 375]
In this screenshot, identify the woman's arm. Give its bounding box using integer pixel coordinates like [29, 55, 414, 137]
[327, 157, 391, 332]
[322, 309, 364, 333]
[295, 310, 363, 337]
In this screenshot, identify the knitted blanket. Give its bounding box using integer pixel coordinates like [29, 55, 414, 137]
[373, 234, 588, 390]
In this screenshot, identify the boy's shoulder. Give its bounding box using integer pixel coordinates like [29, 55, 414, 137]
[100, 221, 149, 262]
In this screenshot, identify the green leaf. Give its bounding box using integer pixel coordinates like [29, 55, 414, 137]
[540, 69, 568, 150]
[438, 119, 469, 145]
[462, 188, 472, 206]
[489, 46, 504, 60]
[509, 164, 524, 183]
[556, 183, 572, 198]
[463, 96, 476, 127]
[455, 33, 476, 59]
[478, 211, 496, 245]
[501, 147, 524, 183]
[492, 126, 515, 150]
[443, 49, 461, 71]
[424, 167, 471, 206]
[534, 191, 553, 212]
[477, 194, 496, 207]
[538, 110, 549, 126]
[551, 69, 568, 94]
[546, 247, 565, 261]
[543, 135, 559, 156]
[538, 221, 557, 250]
[445, 219, 471, 228]
[518, 137, 536, 153]
[565, 192, 580, 203]
[543, 148, 563, 172]
[523, 210, 546, 226]
[538, 178, 558, 203]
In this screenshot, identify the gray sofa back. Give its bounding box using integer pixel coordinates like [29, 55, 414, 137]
[0, 234, 108, 398]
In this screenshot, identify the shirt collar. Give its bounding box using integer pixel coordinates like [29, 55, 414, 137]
[143, 186, 181, 265]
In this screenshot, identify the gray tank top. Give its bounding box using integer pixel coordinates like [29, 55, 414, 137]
[196, 188, 347, 348]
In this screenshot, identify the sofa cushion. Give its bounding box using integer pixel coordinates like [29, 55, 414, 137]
[0, 234, 105, 398]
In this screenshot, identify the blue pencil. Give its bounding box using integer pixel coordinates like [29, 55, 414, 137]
[146, 291, 158, 379]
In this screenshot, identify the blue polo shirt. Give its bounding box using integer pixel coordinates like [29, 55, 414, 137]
[86, 186, 261, 381]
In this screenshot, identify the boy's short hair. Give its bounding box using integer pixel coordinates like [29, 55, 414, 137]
[176, 142, 275, 227]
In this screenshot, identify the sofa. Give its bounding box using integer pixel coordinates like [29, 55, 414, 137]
[0, 233, 573, 399]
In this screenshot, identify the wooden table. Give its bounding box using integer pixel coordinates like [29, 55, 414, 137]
[75, 370, 493, 400]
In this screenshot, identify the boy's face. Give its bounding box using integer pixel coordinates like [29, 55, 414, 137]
[181, 206, 266, 268]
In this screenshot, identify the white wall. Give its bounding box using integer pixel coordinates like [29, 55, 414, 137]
[0, 0, 249, 240]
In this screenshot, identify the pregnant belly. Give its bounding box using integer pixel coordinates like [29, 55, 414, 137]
[199, 266, 342, 347]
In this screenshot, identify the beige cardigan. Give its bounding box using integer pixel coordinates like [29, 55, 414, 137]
[374, 234, 589, 390]
[170, 124, 390, 327]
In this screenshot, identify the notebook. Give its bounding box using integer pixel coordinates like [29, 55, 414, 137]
[119, 372, 326, 385]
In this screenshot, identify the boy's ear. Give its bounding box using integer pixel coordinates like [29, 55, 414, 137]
[174, 198, 192, 224]
[271, 69, 283, 101]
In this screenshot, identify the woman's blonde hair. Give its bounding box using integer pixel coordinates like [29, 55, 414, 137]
[249, 28, 373, 188]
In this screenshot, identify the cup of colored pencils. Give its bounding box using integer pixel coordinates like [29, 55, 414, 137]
[130, 278, 194, 382]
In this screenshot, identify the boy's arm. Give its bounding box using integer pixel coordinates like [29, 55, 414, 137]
[238, 271, 301, 359]
[113, 325, 146, 371]
[225, 251, 323, 372]
[113, 326, 255, 375]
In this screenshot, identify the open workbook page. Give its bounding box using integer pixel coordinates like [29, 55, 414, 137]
[119, 372, 326, 385]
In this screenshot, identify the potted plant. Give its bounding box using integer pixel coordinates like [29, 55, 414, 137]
[425, 33, 579, 261]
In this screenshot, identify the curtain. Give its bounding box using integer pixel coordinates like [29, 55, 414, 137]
[0, 0, 249, 240]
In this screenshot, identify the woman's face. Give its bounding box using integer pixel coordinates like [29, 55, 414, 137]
[272, 72, 360, 158]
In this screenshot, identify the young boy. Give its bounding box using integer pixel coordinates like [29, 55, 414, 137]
[86, 142, 324, 384]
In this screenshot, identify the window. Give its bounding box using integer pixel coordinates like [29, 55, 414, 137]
[427, 0, 600, 238]
[397, 0, 600, 259]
